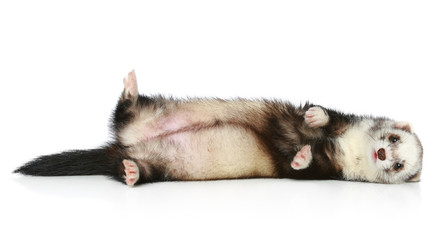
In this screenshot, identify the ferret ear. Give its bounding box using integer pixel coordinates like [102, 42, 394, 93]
[393, 121, 413, 133]
[407, 172, 421, 182]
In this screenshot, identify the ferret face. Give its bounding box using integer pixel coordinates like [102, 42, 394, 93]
[368, 121, 423, 183]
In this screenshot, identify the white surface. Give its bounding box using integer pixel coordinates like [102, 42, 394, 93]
[1, 1, 445, 239]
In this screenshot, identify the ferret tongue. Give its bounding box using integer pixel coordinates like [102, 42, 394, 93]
[373, 151, 378, 161]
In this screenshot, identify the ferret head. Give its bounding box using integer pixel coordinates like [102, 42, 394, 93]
[367, 120, 423, 183]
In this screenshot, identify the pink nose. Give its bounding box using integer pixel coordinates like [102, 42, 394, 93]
[377, 148, 386, 161]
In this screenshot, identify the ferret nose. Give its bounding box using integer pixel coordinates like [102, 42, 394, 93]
[377, 148, 386, 161]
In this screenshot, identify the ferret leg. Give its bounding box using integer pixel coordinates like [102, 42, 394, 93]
[291, 145, 312, 170]
[123, 159, 140, 186]
[112, 70, 148, 139]
[305, 106, 355, 137]
[304, 107, 329, 128]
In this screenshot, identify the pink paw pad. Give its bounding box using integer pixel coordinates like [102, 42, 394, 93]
[304, 107, 329, 128]
[123, 159, 140, 186]
[291, 145, 312, 170]
[123, 70, 138, 98]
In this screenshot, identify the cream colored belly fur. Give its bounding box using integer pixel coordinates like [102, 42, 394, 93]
[127, 125, 276, 180]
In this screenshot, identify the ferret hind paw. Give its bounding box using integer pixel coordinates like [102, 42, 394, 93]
[123, 159, 140, 186]
[123, 69, 138, 99]
[291, 145, 312, 170]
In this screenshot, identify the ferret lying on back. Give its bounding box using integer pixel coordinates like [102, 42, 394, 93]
[15, 70, 423, 186]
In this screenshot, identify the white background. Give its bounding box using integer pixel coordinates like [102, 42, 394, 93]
[1, 1, 445, 239]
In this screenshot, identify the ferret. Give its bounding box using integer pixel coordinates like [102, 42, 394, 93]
[14, 70, 423, 186]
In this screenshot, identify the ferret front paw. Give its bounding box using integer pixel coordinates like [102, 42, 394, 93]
[123, 70, 138, 99]
[123, 159, 140, 186]
[305, 107, 329, 128]
[291, 145, 312, 170]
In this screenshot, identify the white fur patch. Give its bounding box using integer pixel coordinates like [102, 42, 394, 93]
[337, 120, 379, 182]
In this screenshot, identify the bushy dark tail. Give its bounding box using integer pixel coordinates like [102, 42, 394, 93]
[14, 146, 125, 182]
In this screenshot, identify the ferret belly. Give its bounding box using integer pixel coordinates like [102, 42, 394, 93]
[128, 125, 276, 180]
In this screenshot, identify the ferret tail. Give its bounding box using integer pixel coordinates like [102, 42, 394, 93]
[14, 144, 125, 181]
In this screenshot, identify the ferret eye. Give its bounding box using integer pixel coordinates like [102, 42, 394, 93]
[389, 135, 400, 143]
[393, 163, 403, 171]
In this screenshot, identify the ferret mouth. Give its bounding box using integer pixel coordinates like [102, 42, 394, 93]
[372, 150, 378, 162]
